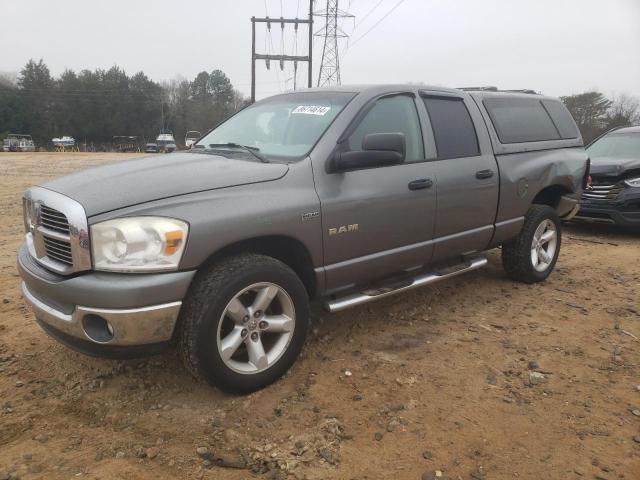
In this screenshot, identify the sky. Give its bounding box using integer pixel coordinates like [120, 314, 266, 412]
[1, 0, 639, 100]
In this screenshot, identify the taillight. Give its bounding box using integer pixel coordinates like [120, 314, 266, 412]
[583, 158, 591, 189]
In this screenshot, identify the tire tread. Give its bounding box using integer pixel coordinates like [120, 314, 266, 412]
[177, 253, 308, 392]
[502, 204, 561, 284]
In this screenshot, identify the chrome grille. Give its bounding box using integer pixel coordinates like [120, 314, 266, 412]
[43, 236, 73, 265]
[40, 205, 70, 234]
[37, 205, 73, 266]
[581, 183, 623, 201]
[23, 186, 91, 275]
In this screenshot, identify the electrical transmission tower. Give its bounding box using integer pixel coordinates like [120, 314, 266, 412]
[316, 0, 353, 87]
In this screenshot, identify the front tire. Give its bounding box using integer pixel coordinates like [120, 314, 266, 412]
[502, 204, 561, 283]
[178, 254, 309, 393]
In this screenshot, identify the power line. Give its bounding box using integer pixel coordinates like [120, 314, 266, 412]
[251, 2, 314, 101]
[264, 1, 282, 92]
[352, 0, 384, 30]
[346, 0, 406, 51]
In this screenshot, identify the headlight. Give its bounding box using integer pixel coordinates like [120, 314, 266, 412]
[91, 217, 188, 272]
[624, 177, 640, 188]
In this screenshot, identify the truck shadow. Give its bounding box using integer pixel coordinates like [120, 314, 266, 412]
[564, 222, 640, 240]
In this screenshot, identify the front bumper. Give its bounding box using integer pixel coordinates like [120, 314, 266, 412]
[574, 190, 640, 226]
[18, 243, 196, 358]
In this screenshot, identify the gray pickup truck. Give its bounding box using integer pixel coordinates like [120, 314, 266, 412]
[18, 85, 589, 392]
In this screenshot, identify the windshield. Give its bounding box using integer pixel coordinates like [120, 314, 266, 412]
[588, 133, 640, 160]
[196, 91, 355, 162]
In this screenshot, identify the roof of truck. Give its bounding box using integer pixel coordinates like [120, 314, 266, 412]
[286, 84, 460, 94]
[279, 84, 562, 102]
[270, 84, 582, 154]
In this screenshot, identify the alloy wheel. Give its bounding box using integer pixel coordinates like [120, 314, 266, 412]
[531, 219, 558, 272]
[216, 282, 295, 374]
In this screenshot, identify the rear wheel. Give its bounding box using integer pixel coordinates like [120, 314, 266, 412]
[502, 205, 561, 283]
[178, 254, 309, 393]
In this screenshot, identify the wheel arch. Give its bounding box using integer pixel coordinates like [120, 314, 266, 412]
[531, 184, 573, 209]
[198, 235, 318, 299]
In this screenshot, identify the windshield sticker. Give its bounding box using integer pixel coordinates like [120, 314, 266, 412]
[292, 105, 331, 116]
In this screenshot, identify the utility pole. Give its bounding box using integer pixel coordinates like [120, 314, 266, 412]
[316, 0, 353, 87]
[251, 1, 314, 103]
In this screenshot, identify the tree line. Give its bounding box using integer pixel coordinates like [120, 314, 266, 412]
[1, 59, 639, 149]
[0, 59, 248, 148]
[560, 91, 640, 144]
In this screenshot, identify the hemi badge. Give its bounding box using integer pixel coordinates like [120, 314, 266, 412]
[301, 211, 319, 222]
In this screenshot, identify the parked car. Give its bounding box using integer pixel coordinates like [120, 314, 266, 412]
[162, 142, 177, 153]
[185, 131, 202, 149]
[156, 130, 177, 153]
[574, 125, 640, 226]
[145, 143, 159, 153]
[18, 85, 588, 392]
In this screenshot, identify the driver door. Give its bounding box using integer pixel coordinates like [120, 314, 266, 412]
[313, 93, 437, 293]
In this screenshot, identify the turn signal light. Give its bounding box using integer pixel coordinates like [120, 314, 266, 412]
[164, 231, 183, 255]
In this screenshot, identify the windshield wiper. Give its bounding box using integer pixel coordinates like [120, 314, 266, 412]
[208, 143, 269, 163]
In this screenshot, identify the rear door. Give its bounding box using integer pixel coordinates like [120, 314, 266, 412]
[420, 92, 499, 261]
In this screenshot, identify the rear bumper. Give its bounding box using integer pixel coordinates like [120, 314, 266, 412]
[558, 194, 580, 220]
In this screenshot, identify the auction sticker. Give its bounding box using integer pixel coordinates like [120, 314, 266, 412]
[292, 105, 331, 115]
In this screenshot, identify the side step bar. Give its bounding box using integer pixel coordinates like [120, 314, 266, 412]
[323, 255, 488, 313]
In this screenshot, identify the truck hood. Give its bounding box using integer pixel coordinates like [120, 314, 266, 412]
[42, 152, 289, 216]
[589, 156, 640, 177]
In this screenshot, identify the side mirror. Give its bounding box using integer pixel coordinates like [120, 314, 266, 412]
[332, 132, 406, 172]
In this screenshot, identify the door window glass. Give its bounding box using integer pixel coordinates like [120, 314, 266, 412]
[423, 96, 480, 159]
[347, 95, 424, 163]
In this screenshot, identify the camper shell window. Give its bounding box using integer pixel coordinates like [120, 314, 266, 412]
[483, 98, 559, 144]
[541, 99, 580, 140]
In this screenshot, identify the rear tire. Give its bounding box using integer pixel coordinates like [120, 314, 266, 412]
[178, 254, 309, 393]
[502, 204, 561, 283]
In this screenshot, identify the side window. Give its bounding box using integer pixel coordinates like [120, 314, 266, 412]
[422, 96, 480, 159]
[541, 99, 580, 139]
[483, 97, 561, 144]
[347, 95, 424, 163]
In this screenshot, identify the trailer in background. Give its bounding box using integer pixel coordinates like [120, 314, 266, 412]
[113, 136, 142, 153]
[52, 136, 79, 152]
[2, 134, 36, 152]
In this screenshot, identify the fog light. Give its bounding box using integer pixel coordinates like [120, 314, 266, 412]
[82, 314, 115, 343]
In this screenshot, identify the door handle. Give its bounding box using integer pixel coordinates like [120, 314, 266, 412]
[408, 178, 433, 190]
[476, 169, 494, 180]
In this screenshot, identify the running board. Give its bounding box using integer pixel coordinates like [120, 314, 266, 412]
[323, 255, 488, 313]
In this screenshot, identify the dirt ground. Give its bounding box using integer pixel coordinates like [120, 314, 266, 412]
[0, 152, 639, 480]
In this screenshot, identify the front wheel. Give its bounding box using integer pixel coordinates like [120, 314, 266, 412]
[178, 254, 309, 393]
[502, 204, 562, 283]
